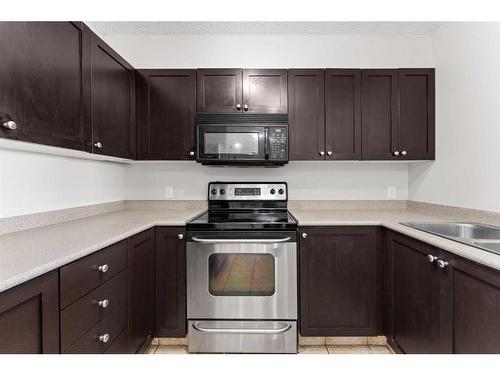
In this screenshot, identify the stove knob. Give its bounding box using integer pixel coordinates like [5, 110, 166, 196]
[270, 189, 276, 195]
[278, 189, 284, 195]
[211, 188, 217, 195]
[220, 188, 225, 195]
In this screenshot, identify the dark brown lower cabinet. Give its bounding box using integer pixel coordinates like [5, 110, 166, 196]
[386, 231, 452, 354]
[300, 227, 379, 336]
[155, 227, 186, 337]
[128, 228, 156, 353]
[450, 253, 500, 353]
[0, 271, 59, 353]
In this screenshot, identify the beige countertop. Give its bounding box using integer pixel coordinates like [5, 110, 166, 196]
[0, 209, 204, 293]
[1, 206, 500, 293]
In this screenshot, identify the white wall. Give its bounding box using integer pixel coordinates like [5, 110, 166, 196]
[125, 162, 408, 201]
[0, 149, 125, 218]
[409, 23, 500, 212]
[100, 34, 431, 68]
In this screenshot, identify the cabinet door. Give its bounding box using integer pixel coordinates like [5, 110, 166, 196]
[288, 69, 325, 160]
[361, 69, 399, 160]
[196, 69, 242, 113]
[0, 22, 86, 150]
[155, 227, 186, 337]
[137, 69, 196, 160]
[242, 69, 288, 113]
[325, 69, 361, 160]
[300, 227, 378, 336]
[128, 228, 155, 353]
[0, 271, 59, 353]
[387, 232, 452, 353]
[399, 69, 435, 160]
[89, 31, 135, 158]
[451, 254, 500, 353]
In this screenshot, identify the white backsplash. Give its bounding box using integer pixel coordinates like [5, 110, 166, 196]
[125, 161, 408, 201]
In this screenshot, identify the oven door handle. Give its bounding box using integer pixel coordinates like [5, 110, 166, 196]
[190, 236, 291, 244]
[192, 322, 292, 335]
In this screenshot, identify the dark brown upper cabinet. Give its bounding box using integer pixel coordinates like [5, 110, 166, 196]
[88, 29, 136, 159]
[300, 227, 379, 336]
[361, 69, 399, 160]
[197, 69, 287, 114]
[242, 69, 288, 113]
[0, 22, 87, 150]
[398, 69, 435, 160]
[128, 228, 155, 353]
[288, 69, 325, 160]
[137, 69, 196, 160]
[197, 69, 242, 113]
[155, 227, 186, 338]
[386, 231, 452, 354]
[0, 271, 59, 354]
[325, 69, 362, 160]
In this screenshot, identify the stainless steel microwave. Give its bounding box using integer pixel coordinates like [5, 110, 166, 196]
[196, 114, 288, 166]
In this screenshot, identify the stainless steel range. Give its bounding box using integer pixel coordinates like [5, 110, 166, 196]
[186, 182, 298, 353]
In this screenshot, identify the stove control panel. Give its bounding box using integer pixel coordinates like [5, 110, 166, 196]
[208, 182, 287, 201]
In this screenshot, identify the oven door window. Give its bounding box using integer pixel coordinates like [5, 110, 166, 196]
[204, 132, 259, 155]
[208, 253, 275, 296]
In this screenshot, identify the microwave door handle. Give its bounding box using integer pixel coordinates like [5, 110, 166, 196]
[190, 236, 291, 244]
[264, 128, 269, 159]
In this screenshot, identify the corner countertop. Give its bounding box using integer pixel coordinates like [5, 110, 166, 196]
[290, 208, 500, 272]
[1, 206, 500, 294]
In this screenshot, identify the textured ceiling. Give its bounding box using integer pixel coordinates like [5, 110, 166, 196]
[86, 21, 442, 36]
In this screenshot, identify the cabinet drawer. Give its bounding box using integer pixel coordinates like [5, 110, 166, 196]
[64, 301, 127, 354]
[104, 329, 129, 354]
[60, 240, 128, 308]
[60, 270, 128, 352]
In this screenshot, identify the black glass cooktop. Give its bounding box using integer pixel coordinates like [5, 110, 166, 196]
[187, 210, 298, 230]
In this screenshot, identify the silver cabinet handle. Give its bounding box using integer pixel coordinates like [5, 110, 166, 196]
[98, 333, 110, 343]
[393, 151, 400, 156]
[2, 120, 17, 130]
[428, 254, 437, 263]
[302, 232, 307, 239]
[98, 299, 109, 308]
[189, 151, 195, 157]
[192, 321, 292, 334]
[97, 264, 109, 273]
[243, 104, 249, 111]
[401, 150, 407, 156]
[94, 142, 103, 149]
[178, 233, 184, 240]
[319, 151, 325, 156]
[236, 104, 241, 110]
[191, 236, 291, 244]
[327, 151, 333, 156]
[437, 259, 449, 269]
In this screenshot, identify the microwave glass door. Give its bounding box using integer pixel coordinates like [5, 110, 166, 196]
[204, 133, 259, 155]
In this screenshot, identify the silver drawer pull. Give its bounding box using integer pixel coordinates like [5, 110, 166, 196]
[98, 333, 110, 343]
[97, 264, 109, 273]
[192, 322, 292, 335]
[98, 299, 109, 308]
[191, 236, 291, 244]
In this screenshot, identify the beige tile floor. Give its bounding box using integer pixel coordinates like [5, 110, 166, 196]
[146, 344, 392, 354]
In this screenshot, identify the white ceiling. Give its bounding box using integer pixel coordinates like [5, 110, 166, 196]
[86, 21, 442, 36]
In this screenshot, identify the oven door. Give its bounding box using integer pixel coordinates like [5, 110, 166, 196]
[186, 231, 297, 320]
[197, 125, 266, 162]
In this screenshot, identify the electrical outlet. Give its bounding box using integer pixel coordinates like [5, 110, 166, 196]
[387, 186, 396, 199]
[165, 186, 174, 199]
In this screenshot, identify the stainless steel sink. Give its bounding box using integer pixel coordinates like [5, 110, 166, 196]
[401, 222, 500, 256]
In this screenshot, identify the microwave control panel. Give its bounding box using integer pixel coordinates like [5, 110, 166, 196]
[267, 126, 288, 160]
